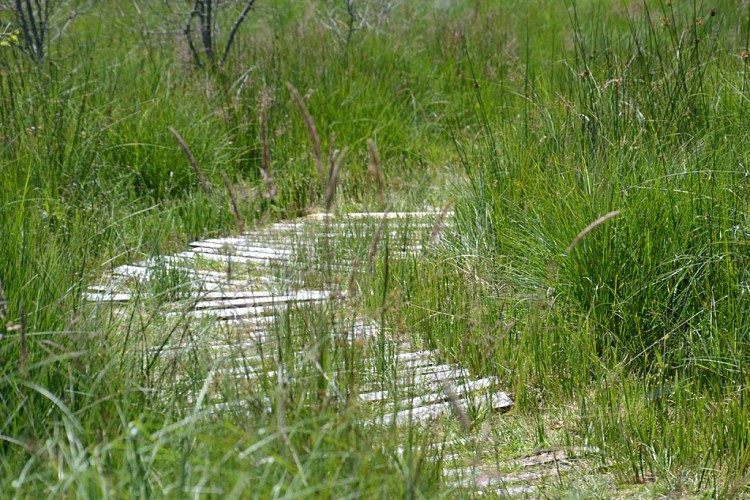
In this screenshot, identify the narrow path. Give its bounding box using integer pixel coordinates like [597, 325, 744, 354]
[85, 211, 594, 496]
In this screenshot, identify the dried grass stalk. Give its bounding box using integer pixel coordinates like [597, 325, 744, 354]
[220, 170, 245, 233]
[325, 146, 348, 211]
[430, 200, 453, 244]
[0, 278, 6, 323]
[168, 126, 212, 192]
[276, 356, 288, 442]
[347, 258, 360, 301]
[259, 91, 277, 200]
[440, 377, 471, 432]
[368, 208, 390, 272]
[566, 210, 621, 253]
[287, 82, 324, 180]
[328, 132, 337, 181]
[19, 301, 27, 376]
[366, 139, 384, 203]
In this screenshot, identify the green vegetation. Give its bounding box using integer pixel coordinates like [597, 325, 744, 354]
[3, 0, 750, 496]
[448, 0, 750, 486]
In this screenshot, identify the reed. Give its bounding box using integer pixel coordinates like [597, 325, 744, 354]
[368, 208, 390, 273]
[287, 82, 324, 182]
[221, 170, 245, 233]
[169, 126, 212, 193]
[259, 89, 277, 200]
[366, 139, 384, 204]
[566, 210, 621, 253]
[325, 146, 348, 210]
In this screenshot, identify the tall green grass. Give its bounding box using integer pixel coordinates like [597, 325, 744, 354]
[6, 0, 750, 494]
[0, 1, 473, 494]
[441, 0, 750, 487]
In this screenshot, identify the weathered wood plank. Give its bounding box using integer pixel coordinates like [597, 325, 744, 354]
[379, 391, 514, 426]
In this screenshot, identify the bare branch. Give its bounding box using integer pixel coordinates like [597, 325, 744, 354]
[184, 6, 203, 68]
[221, 0, 256, 65]
[199, 0, 213, 61]
[23, 0, 41, 57]
[14, 0, 50, 61]
[345, 0, 356, 44]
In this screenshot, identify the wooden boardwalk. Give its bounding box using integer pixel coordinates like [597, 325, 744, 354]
[85, 211, 595, 495]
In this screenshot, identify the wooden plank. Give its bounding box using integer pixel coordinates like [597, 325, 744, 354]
[189, 241, 292, 258]
[303, 211, 451, 221]
[362, 376, 494, 405]
[379, 391, 513, 426]
[83, 292, 132, 302]
[192, 290, 332, 310]
[176, 250, 270, 265]
[395, 377, 497, 408]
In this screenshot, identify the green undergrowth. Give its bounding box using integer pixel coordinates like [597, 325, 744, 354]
[3, 297, 446, 497]
[4, 0, 750, 496]
[417, 0, 750, 494]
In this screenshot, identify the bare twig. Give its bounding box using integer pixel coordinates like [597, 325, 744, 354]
[200, 0, 213, 61]
[221, 0, 257, 65]
[345, 0, 357, 44]
[168, 126, 212, 192]
[184, 8, 204, 68]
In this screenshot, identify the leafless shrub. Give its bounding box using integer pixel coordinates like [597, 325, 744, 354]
[316, 0, 401, 44]
[6, 0, 94, 61]
[135, 0, 258, 68]
[12, 0, 53, 61]
[184, 0, 258, 67]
